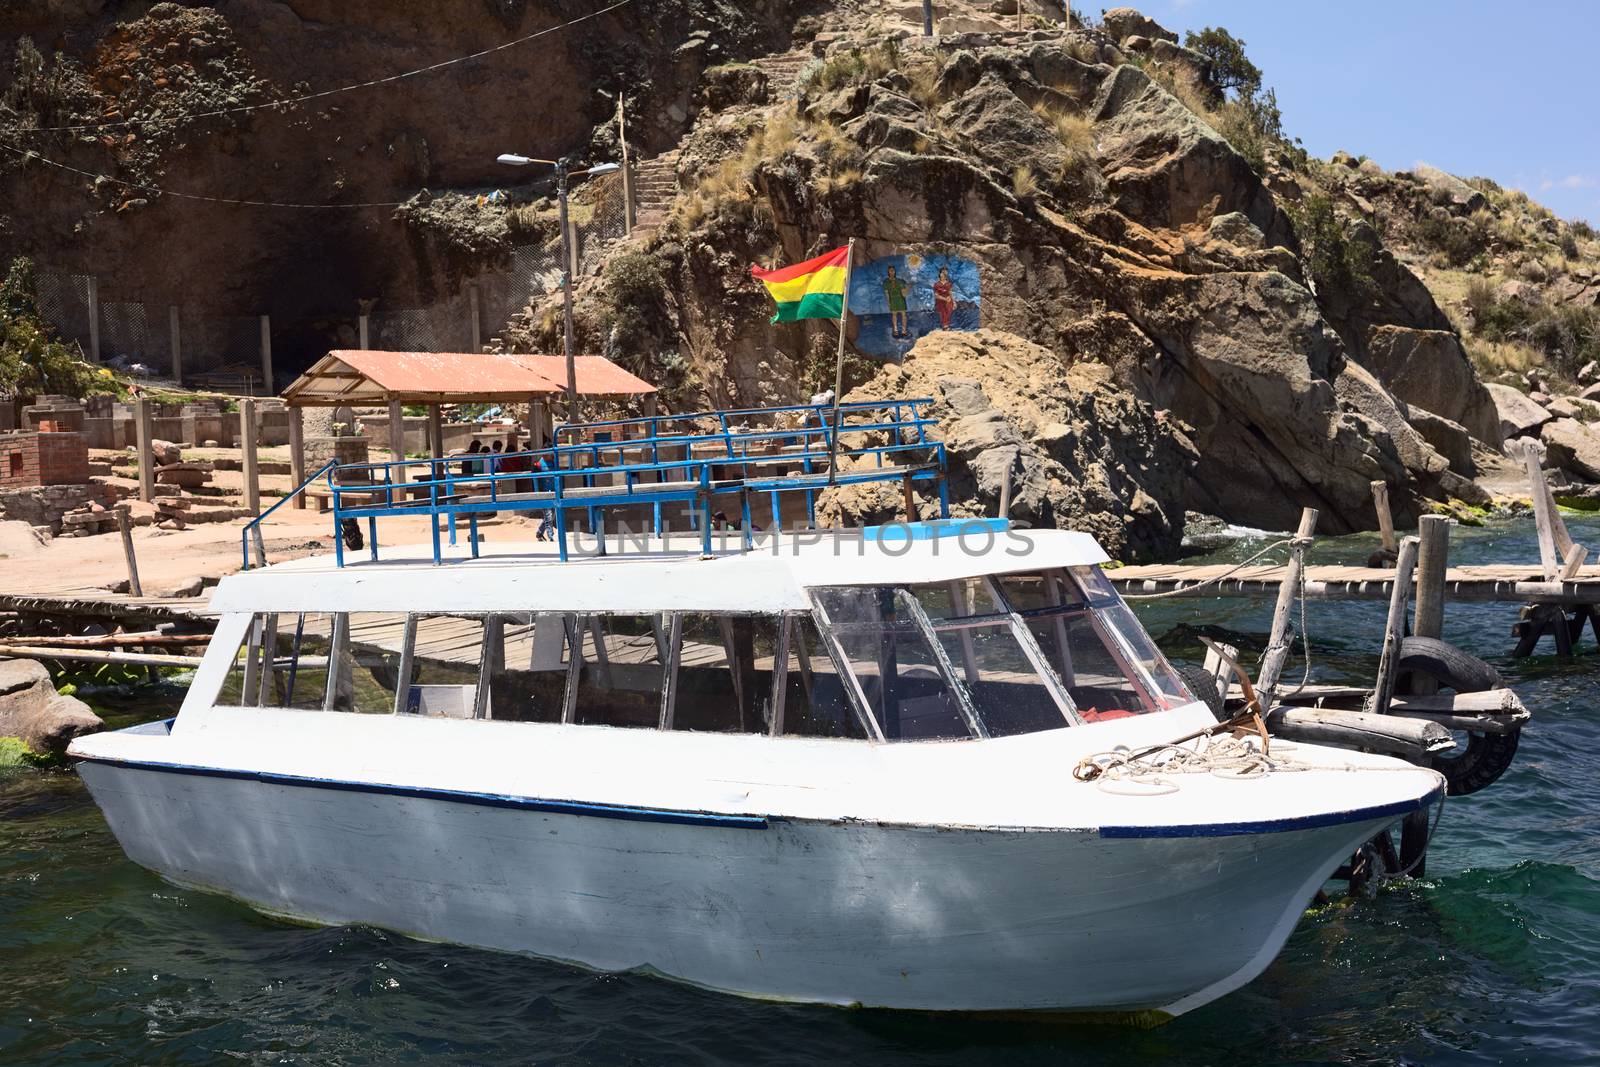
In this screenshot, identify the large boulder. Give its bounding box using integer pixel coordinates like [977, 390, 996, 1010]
[1361, 325, 1501, 445]
[0, 658, 104, 757]
[1541, 418, 1600, 482]
[1405, 408, 1477, 478]
[820, 329, 1197, 561]
[1092, 65, 1287, 243]
[1101, 7, 1178, 45]
[1486, 383, 1553, 441]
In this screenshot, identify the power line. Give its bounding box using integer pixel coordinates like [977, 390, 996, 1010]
[0, 138, 409, 208]
[9, 0, 634, 136]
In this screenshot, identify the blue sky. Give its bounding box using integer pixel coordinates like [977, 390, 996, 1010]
[1134, 0, 1599, 224]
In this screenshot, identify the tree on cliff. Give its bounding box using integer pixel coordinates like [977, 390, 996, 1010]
[0, 258, 113, 399]
[1184, 27, 1262, 98]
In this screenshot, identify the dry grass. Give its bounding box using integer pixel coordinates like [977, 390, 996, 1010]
[1470, 338, 1542, 377]
[903, 56, 943, 111]
[1145, 62, 1219, 132]
[1012, 165, 1039, 200]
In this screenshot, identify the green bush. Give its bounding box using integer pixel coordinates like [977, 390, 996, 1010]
[1289, 192, 1373, 300]
[0, 258, 115, 399]
[1413, 213, 1487, 267]
[600, 250, 669, 370]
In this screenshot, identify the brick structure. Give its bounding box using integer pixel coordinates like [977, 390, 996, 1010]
[0, 431, 90, 488]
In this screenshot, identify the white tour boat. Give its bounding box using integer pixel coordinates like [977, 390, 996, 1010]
[70, 401, 1444, 1021]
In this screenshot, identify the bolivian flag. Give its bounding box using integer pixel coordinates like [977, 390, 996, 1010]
[751, 245, 850, 322]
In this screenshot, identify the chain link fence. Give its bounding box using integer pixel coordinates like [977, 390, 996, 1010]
[32, 171, 637, 389]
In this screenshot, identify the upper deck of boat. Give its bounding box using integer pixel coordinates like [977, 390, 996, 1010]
[211, 525, 1111, 614]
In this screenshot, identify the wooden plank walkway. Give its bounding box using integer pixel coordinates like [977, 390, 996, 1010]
[0, 590, 214, 624]
[1109, 563, 1600, 604]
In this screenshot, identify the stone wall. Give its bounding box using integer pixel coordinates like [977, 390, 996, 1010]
[0, 482, 118, 534]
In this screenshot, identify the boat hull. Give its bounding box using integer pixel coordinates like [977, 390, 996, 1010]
[76, 757, 1409, 1016]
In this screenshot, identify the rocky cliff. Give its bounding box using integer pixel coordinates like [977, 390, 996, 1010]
[6, 1, 1595, 554]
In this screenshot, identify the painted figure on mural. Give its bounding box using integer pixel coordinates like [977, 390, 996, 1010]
[882, 265, 909, 339]
[932, 266, 954, 330]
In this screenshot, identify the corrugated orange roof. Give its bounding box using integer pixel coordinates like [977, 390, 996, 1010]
[281, 351, 656, 406]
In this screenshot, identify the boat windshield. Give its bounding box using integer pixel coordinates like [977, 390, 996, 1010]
[811, 568, 1193, 739]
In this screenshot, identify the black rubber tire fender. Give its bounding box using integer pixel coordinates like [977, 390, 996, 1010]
[1179, 665, 1227, 721]
[1396, 636, 1503, 693]
[1395, 636, 1517, 797]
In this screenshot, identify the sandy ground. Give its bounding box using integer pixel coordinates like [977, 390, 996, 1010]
[0, 507, 473, 600]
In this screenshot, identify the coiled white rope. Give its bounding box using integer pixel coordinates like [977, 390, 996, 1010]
[1080, 734, 1309, 796]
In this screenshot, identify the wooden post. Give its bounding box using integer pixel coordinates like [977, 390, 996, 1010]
[428, 404, 443, 459]
[134, 397, 155, 503]
[240, 398, 261, 517]
[468, 284, 482, 352]
[1255, 507, 1319, 710]
[388, 398, 407, 484]
[85, 275, 100, 362]
[1411, 514, 1450, 697]
[1369, 536, 1420, 716]
[1522, 442, 1560, 580]
[287, 405, 306, 507]
[998, 457, 1013, 518]
[618, 96, 634, 234]
[1371, 480, 1396, 553]
[258, 315, 273, 396]
[393, 614, 417, 715]
[358, 313, 370, 350]
[116, 507, 142, 597]
[168, 305, 182, 385]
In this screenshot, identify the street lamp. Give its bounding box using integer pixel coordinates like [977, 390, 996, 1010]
[496, 154, 621, 424]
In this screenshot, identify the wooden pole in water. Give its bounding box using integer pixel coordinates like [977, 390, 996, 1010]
[116, 506, 142, 597]
[1255, 507, 1318, 710]
[1369, 535, 1420, 716]
[1371, 480, 1397, 554]
[1413, 516, 1450, 644]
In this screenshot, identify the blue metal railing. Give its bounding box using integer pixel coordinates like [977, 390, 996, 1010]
[240, 459, 337, 570]
[314, 400, 949, 568]
[551, 398, 935, 451]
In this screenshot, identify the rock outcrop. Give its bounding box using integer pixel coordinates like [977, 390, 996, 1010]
[0, 658, 102, 757]
[818, 329, 1197, 561]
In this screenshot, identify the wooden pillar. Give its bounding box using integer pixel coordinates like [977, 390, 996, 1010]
[618, 97, 634, 234]
[134, 397, 155, 503]
[86, 275, 101, 362]
[428, 404, 443, 459]
[1369, 536, 1420, 716]
[388, 398, 407, 483]
[1370, 480, 1396, 553]
[468, 284, 482, 352]
[530, 398, 550, 449]
[1255, 507, 1319, 710]
[116, 507, 142, 597]
[1413, 515, 1450, 641]
[241, 398, 261, 516]
[358, 313, 370, 351]
[258, 315, 273, 396]
[288, 405, 306, 507]
[168, 305, 182, 385]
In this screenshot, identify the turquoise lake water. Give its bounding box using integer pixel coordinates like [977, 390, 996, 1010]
[3, 516, 1598, 1064]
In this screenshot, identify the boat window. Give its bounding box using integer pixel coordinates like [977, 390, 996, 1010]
[217, 613, 403, 713]
[812, 587, 974, 741]
[571, 614, 669, 728]
[997, 570, 1158, 721]
[775, 614, 864, 739]
[481, 613, 570, 724]
[399, 615, 486, 718]
[671, 614, 772, 733]
[913, 580, 1073, 737]
[1093, 602, 1195, 709]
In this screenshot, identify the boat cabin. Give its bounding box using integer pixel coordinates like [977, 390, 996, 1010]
[200, 529, 1196, 744]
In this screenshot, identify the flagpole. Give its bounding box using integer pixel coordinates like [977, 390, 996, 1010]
[827, 238, 855, 486]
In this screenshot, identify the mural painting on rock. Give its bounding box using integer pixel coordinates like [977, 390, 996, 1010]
[848, 252, 980, 359]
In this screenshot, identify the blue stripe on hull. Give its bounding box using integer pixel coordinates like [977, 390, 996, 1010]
[75, 756, 770, 830]
[1097, 785, 1443, 839]
[77, 752, 1441, 839]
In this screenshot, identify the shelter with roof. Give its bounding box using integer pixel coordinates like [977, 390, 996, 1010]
[277, 349, 657, 505]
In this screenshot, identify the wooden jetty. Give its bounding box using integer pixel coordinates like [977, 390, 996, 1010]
[1108, 562, 1600, 604]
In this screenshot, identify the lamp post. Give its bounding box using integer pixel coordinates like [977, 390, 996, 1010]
[496, 154, 620, 424]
